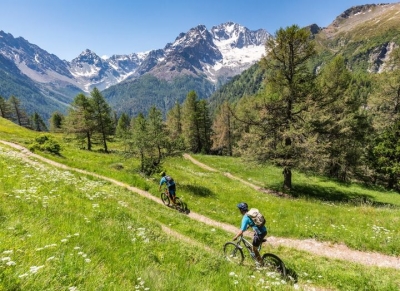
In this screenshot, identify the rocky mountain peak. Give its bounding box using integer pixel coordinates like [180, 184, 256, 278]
[73, 49, 102, 65]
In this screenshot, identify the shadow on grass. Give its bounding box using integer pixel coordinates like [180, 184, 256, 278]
[289, 184, 397, 208]
[285, 266, 298, 284]
[179, 184, 215, 198]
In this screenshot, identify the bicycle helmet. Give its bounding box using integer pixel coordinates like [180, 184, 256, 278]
[237, 202, 248, 212]
[160, 171, 166, 177]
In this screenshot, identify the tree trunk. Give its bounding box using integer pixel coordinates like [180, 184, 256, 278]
[388, 172, 396, 189]
[283, 166, 292, 190]
[86, 131, 92, 151]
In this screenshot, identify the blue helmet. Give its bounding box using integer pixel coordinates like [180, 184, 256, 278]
[237, 202, 248, 211]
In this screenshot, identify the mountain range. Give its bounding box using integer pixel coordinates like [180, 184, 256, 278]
[1, 2, 400, 121]
[0, 22, 269, 120]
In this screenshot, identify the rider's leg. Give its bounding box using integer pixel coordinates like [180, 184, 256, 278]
[253, 231, 266, 264]
[169, 186, 176, 204]
[252, 245, 262, 263]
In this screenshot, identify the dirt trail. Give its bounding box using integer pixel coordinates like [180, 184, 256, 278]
[182, 153, 400, 269]
[2, 140, 400, 270]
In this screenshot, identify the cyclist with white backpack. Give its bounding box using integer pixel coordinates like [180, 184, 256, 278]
[233, 202, 267, 265]
[159, 171, 177, 204]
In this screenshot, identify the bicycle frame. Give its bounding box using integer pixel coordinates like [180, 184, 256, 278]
[236, 235, 262, 257]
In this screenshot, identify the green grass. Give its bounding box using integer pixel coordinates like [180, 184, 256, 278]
[1, 118, 400, 290]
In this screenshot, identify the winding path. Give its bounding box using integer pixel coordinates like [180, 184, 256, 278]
[1, 140, 400, 270]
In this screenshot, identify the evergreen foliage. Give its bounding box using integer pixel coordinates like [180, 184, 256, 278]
[235, 25, 317, 189]
[90, 88, 114, 153]
[49, 111, 64, 133]
[102, 74, 215, 117]
[181, 91, 212, 154]
[30, 112, 48, 132]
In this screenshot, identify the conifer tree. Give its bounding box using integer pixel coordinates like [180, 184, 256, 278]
[211, 102, 235, 156]
[182, 91, 201, 153]
[0, 96, 12, 120]
[197, 99, 212, 154]
[166, 102, 185, 151]
[131, 113, 149, 172]
[8, 95, 30, 128]
[235, 25, 316, 189]
[30, 112, 48, 132]
[49, 111, 64, 132]
[90, 87, 114, 153]
[116, 112, 131, 139]
[147, 105, 166, 163]
[311, 56, 372, 181]
[366, 47, 400, 188]
[64, 93, 94, 150]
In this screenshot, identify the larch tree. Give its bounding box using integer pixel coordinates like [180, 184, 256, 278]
[8, 95, 30, 128]
[131, 113, 149, 173]
[0, 96, 12, 120]
[211, 101, 235, 156]
[367, 47, 400, 188]
[90, 87, 114, 153]
[49, 111, 64, 133]
[147, 105, 166, 163]
[30, 112, 48, 132]
[64, 93, 94, 150]
[116, 112, 131, 149]
[166, 102, 185, 151]
[311, 56, 372, 181]
[182, 91, 201, 153]
[237, 25, 316, 189]
[197, 99, 212, 154]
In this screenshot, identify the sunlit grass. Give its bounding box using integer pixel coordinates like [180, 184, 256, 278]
[1, 143, 400, 290]
[1, 118, 400, 289]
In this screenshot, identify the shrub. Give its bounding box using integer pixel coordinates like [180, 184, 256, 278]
[29, 135, 61, 155]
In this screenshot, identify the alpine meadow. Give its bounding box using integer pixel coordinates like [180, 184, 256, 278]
[1, 2, 400, 291]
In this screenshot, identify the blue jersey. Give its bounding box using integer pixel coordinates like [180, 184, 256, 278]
[241, 214, 267, 235]
[160, 176, 175, 187]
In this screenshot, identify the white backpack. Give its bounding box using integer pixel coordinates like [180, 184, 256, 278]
[247, 208, 266, 227]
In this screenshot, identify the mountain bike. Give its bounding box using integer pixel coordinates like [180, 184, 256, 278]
[160, 188, 185, 212]
[223, 235, 286, 277]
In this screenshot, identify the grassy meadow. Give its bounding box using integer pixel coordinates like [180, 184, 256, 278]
[1, 117, 400, 290]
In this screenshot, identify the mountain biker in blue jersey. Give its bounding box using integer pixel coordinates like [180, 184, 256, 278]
[159, 171, 176, 204]
[233, 202, 267, 265]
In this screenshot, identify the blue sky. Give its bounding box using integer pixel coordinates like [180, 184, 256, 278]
[1, 0, 399, 61]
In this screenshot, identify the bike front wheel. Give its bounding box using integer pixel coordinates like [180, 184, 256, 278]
[223, 242, 244, 265]
[161, 192, 170, 206]
[262, 253, 287, 277]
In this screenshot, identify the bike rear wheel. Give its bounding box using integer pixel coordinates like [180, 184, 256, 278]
[161, 192, 170, 206]
[223, 242, 244, 265]
[262, 253, 287, 277]
[174, 197, 184, 211]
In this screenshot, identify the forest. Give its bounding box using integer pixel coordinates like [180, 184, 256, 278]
[1, 25, 399, 192]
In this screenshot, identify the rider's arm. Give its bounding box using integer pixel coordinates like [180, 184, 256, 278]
[233, 215, 249, 241]
[232, 229, 243, 241]
[158, 177, 165, 190]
